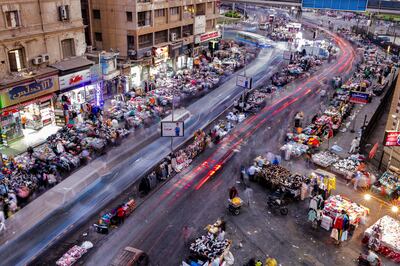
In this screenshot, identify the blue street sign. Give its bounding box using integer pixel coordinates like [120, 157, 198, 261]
[302, 0, 368, 11]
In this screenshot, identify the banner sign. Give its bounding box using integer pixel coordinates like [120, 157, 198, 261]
[302, 0, 368, 11]
[236, 75, 252, 89]
[59, 69, 92, 90]
[195, 31, 221, 44]
[161, 121, 184, 137]
[194, 15, 206, 35]
[0, 75, 59, 108]
[384, 131, 400, 146]
[350, 91, 369, 104]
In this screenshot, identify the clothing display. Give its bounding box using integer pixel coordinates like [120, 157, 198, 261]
[323, 195, 369, 226]
[364, 215, 400, 263]
[311, 151, 340, 168]
[332, 156, 361, 176]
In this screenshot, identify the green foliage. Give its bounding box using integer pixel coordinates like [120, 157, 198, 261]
[224, 10, 241, 18]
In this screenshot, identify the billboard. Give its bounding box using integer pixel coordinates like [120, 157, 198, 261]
[302, 0, 368, 11]
[349, 91, 369, 104]
[384, 131, 400, 147]
[236, 75, 252, 89]
[161, 121, 184, 137]
[194, 15, 206, 35]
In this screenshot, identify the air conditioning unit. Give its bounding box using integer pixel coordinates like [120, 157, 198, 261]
[32, 56, 43, 65]
[128, 49, 136, 56]
[86, 45, 93, 53]
[41, 53, 50, 62]
[145, 51, 152, 57]
[170, 33, 177, 41]
[59, 5, 69, 21]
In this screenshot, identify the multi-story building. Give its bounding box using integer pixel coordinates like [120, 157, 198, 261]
[382, 77, 400, 171]
[87, 0, 220, 82]
[0, 0, 91, 145]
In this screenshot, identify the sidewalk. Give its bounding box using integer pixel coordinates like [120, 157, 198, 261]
[320, 70, 398, 160]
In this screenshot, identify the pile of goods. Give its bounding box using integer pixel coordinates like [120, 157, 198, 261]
[312, 151, 340, 167]
[324, 195, 369, 225]
[363, 215, 400, 263]
[190, 233, 231, 260]
[280, 142, 309, 158]
[0, 121, 129, 216]
[332, 156, 361, 175]
[56, 241, 93, 266]
[256, 163, 308, 191]
[371, 171, 400, 199]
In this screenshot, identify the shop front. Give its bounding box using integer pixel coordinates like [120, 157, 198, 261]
[54, 67, 99, 125]
[0, 71, 59, 144]
[150, 46, 173, 79]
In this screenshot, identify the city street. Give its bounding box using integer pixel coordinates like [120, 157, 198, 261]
[1, 1, 400, 266]
[34, 22, 367, 265]
[0, 32, 284, 265]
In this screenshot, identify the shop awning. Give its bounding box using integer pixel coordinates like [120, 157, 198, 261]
[50, 57, 94, 74]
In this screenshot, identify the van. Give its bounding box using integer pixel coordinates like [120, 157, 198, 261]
[111, 247, 149, 266]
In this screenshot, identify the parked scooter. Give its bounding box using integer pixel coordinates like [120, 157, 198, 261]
[266, 195, 288, 215]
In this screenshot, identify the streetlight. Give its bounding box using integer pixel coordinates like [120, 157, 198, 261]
[392, 206, 399, 213]
[364, 193, 372, 201]
[387, 114, 400, 171]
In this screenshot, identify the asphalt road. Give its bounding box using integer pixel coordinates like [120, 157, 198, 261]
[79, 26, 358, 265]
[0, 34, 283, 266]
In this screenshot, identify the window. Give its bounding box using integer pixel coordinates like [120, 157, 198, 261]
[138, 33, 153, 49]
[138, 11, 151, 27]
[8, 48, 25, 72]
[206, 19, 213, 30]
[95, 32, 103, 42]
[127, 35, 134, 50]
[196, 3, 206, 16]
[58, 5, 70, 21]
[183, 24, 193, 36]
[170, 7, 180, 16]
[61, 39, 75, 58]
[93, 9, 101, 19]
[155, 9, 166, 17]
[126, 11, 133, 22]
[5, 11, 20, 28]
[170, 27, 181, 39]
[207, 2, 213, 10]
[155, 30, 168, 44]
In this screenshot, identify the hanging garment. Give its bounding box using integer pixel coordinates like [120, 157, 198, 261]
[341, 230, 348, 241]
[333, 215, 344, 230]
[320, 215, 333, 231]
[330, 228, 339, 241]
[309, 197, 318, 210]
[308, 209, 317, 222]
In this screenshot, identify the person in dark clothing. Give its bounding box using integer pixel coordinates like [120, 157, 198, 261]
[229, 186, 238, 200]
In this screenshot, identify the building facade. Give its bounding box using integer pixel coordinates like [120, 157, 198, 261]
[89, 0, 220, 60]
[382, 76, 400, 170]
[0, 0, 87, 145]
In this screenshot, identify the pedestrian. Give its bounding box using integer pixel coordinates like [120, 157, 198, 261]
[0, 210, 5, 233]
[247, 163, 257, 181]
[229, 186, 238, 200]
[116, 205, 125, 224]
[349, 137, 360, 154]
[244, 186, 253, 207]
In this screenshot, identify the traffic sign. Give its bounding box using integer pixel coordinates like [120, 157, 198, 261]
[236, 75, 252, 89]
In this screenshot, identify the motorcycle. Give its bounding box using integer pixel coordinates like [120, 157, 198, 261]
[266, 195, 289, 215]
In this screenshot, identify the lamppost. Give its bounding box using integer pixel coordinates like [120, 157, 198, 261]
[387, 114, 400, 171]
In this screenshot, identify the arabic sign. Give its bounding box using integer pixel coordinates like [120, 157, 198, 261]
[384, 131, 400, 147]
[0, 75, 59, 108]
[195, 31, 221, 44]
[161, 121, 184, 137]
[194, 15, 206, 35]
[153, 46, 169, 65]
[59, 69, 92, 90]
[349, 91, 369, 104]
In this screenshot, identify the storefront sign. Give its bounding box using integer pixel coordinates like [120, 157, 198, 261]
[0, 75, 59, 108]
[194, 15, 206, 35]
[153, 46, 169, 65]
[59, 69, 91, 90]
[349, 91, 369, 104]
[384, 131, 400, 146]
[130, 66, 142, 87]
[161, 121, 184, 137]
[195, 31, 221, 44]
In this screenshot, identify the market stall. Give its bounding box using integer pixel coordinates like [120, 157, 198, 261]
[363, 215, 400, 263]
[371, 170, 400, 200]
[322, 194, 369, 233]
[56, 241, 93, 266]
[311, 151, 340, 168]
